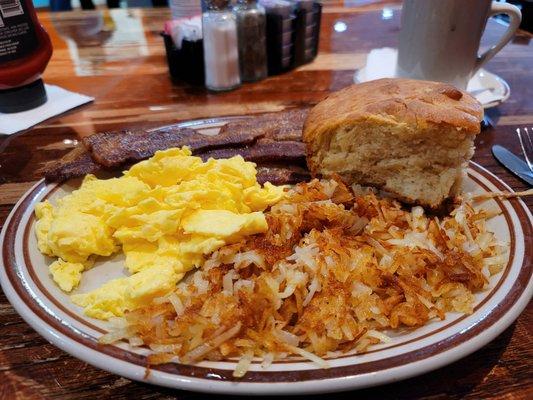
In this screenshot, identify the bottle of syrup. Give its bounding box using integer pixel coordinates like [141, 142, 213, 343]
[0, 0, 53, 113]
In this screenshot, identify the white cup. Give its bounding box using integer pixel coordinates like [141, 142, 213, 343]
[396, 0, 521, 89]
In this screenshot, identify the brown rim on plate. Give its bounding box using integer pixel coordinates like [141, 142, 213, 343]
[2, 163, 531, 383]
[18, 169, 516, 363]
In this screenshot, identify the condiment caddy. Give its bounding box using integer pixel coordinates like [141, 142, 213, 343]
[161, 0, 322, 91]
[262, 0, 295, 74]
[162, 16, 204, 86]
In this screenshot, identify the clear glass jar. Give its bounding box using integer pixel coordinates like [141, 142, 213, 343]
[202, 0, 241, 91]
[234, 0, 268, 82]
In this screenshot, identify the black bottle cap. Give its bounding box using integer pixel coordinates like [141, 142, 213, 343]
[0, 79, 47, 114]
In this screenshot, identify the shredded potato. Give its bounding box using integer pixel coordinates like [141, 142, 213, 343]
[101, 179, 508, 377]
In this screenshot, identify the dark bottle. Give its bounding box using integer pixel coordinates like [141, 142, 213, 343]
[0, 0, 53, 113]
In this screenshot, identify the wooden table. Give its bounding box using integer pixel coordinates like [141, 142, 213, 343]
[1, 2, 532, 399]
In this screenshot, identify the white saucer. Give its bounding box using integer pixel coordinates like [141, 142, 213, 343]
[354, 48, 510, 109]
[466, 69, 511, 108]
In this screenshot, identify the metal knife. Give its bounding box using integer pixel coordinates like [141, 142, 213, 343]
[492, 145, 533, 186]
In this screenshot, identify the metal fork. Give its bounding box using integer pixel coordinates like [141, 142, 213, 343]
[517, 127, 533, 173]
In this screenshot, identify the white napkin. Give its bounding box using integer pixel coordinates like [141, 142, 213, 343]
[0, 84, 94, 135]
[355, 48, 507, 107]
[363, 47, 397, 81]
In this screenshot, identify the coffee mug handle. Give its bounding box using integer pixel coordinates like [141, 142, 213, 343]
[474, 2, 522, 73]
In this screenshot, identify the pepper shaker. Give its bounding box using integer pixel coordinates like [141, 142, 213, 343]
[234, 0, 268, 82]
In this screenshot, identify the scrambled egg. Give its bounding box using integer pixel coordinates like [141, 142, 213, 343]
[35, 147, 284, 320]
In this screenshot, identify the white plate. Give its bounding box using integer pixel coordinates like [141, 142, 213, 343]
[1, 118, 531, 395]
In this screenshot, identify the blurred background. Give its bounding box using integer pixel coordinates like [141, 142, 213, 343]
[32, 0, 533, 33]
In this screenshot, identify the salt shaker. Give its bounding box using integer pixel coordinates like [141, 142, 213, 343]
[202, 0, 241, 91]
[234, 0, 268, 82]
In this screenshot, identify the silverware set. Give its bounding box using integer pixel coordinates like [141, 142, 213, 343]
[492, 128, 533, 186]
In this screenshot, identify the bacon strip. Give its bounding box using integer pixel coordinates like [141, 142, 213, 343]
[82, 126, 266, 168]
[218, 108, 308, 142]
[45, 108, 311, 184]
[44, 145, 102, 182]
[199, 140, 306, 165]
[256, 165, 310, 185]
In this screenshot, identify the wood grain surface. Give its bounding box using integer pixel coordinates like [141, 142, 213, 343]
[0, 1, 532, 399]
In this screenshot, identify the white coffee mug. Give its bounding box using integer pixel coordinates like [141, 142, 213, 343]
[396, 0, 521, 89]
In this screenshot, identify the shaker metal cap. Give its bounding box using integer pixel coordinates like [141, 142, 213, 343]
[205, 0, 231, 10]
